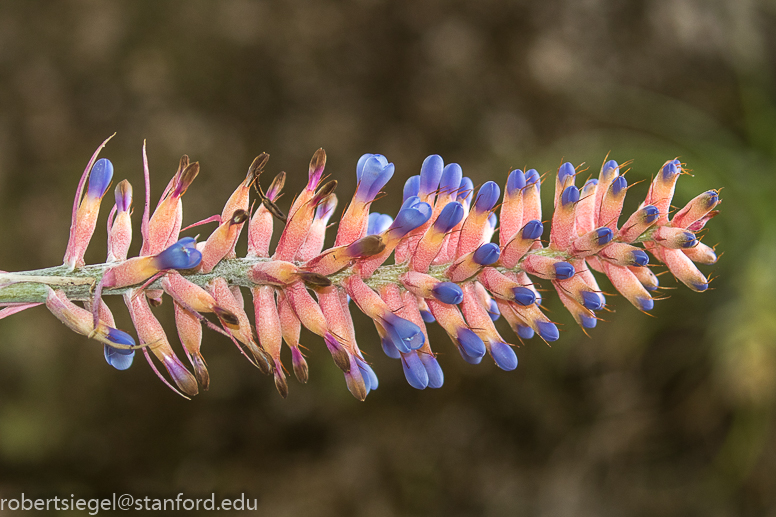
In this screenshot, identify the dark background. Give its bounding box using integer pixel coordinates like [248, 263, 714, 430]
[0, 1, 773, 515]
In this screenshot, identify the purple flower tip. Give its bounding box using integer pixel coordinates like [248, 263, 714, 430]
[381, 337, 401, 359]
[704, 190, 719, 207]
[490, 341, 518, 371]
[420, 309, 436, 323]
[457, 177, 474, 204]
[459, 348, 484, 365]
[581, 291, 605, 311]
[106, 327, 136, 347]
[536, 321, 559, 341]
[596, 227, 613, 246]
[87, 158, 114, 199]
[434, 202, 465, 233]
[440, 163, 463, 193]
[403, 175, 420, 201]
[384, 313, 425, 352]
[356, 357, 379, 392]
[525, 169, 540, 187]
[367, 212, 394, 235]
[488, 299, 500, 321]
[662, 162, 679, 180]
[693, 282, 709, 292]
[457, 328, 486, 358]
[473, 243, 501, 266]
[473, 181, 500, 212]
[637, 296, 654, 311]
[401, 351, 429, 389]
[611, 176, 627, 196]
[558, 162, 575, 182]
[388, 197, 432, 236]
[512, 286, 536, 306]
[356, 154, 394, 202]
[517, 325, 535, 340]
[507, 169, 526, 194]
[581, 314, 597, 329]
[561, 185, 580, 206]
[681, 232, 698, 248]
[631, 249, 649, 267]
[432, 282, 464, 305]
[419, 155, 444, 197]
[104, 345, 135, 371]
[522, 219, 544, 240]
[603, 160, 619, 173]
[419, 354, 444, 388]
[154, 237, 202, 270]
[642, 205, 659, 224]
[553, 261, 575, 280]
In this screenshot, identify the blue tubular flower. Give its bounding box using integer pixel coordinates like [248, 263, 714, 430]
[457, 177, 474, 204]
[553, 261, 575, 280]
[490, 341, 518, 371]
[581, 291, 605, 311]
[580, 314, 597, 329]
[383, 313, 425, 352]
[507, 169, 526, 195]
[154, 237, 202, 270]
[403, 175, 420, 201]
[434, 202, 465, 233]
[367, 212, 394, 235]
[420, 310, 435, 323]
[602, 160, 619, 179]
[473, 181, 500, 212]
[387, 197, 433, 237]
[457, 328, 486, 358]
[356, 154, 395, 202]
[536, 321, 559, 341]
[106, 327, 136, 347]
[637, 296, 654, 311]
[632, 249, 649, 267]
[525, 169, 540, 187]
[473, 243, 501, 266]
[596, 227, 614, 246]
[440, 163, 463, 194]
[488, 299, 500, 321]
[459, 347, 484, 365]
[611, 176, 627, 196]
[523, 220, 544, 240]
[381, 336, 401, 359]
[642, 205, 659, 224]
[104, 345, 135, 371]
[661, 161, 679, 180]
[561, 186, 580, 206]
[558, 162, 575, 183]
[419, 155, 444, 198]
[419, 353, 444, 388]
[87, 158, 114, 199]
[401, 351, 429, 389]
[356, 357, 379, 393]
[512, 287, 536, 306]
[517, 325, 535, 340]
[431, 282, 464, 305]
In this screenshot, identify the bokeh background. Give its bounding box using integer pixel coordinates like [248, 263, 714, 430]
[0, 0, 773, 515]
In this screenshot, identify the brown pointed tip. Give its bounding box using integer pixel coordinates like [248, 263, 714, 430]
[345, 375, 367, 401]
[192, 355, 210, 391]
[293, 358, 309, 384]
[313, 180, 337, 205]
[347, 235, 386, 258]
[174, 162, 200, 197]
[298, 271, 332, 288]
[309, 148, 326, 174]
[274, 371, 289, 399]
[178, 154, 190, 174]
[248, 153, 270, 178]
[332, 348, 351, 373]
[214, 306, 239, 326]
[230, 209, 250, 225]
[175, 371, 200, 398]
[148, 295, 164, 307]
[251, 346, 273, 375]
[267, 171, 286, 200]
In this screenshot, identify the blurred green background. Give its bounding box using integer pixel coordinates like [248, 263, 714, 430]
[0, 0, 773, 515]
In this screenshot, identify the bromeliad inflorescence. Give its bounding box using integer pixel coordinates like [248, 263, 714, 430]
[0, 136, 721, 400]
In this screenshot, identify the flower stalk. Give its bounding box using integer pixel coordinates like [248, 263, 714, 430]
[0, 140, 720, 400]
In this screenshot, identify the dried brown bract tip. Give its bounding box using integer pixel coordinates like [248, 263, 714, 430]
[298, 271, 333, 288]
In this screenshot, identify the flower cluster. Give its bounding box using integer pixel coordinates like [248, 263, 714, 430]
[0, 137, 720, 400]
